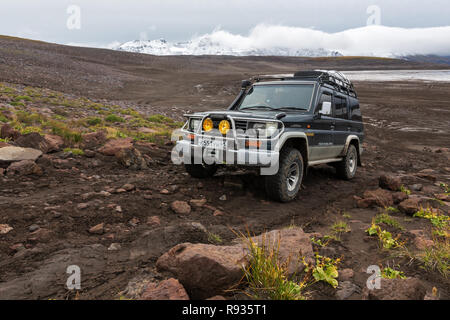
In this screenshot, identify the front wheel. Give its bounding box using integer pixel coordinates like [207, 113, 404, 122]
[265, 147, 304, 202]
[335, 144, 358, 180]
[185, 164, 217, 178]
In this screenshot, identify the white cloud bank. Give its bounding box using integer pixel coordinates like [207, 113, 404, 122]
[199, 24, 450, 57]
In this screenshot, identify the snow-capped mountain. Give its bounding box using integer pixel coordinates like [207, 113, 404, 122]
[113, 37, 342, 57]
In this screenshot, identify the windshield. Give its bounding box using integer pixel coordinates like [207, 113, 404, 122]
[239, 84, 314, 111]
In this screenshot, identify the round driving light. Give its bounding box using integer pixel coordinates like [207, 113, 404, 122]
[203, 118, 213, 132]
[218, 120, 230, 135]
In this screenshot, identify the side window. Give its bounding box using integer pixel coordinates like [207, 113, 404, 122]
[316, 91, 332, 114]
[350, 99, 362, 121]
[334, 95, 348, 119]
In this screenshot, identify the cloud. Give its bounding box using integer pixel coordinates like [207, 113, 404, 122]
[196, 24, 450, 57]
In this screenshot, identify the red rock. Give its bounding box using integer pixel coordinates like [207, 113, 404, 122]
[147, 216, 161, 226]
[27, 228, 52, 242]
[6, 160, 42, 176]
[0, 224, 13, 234]
[14, 132, 50, 153]
[0, 141, 10, 148]
[392, 192, 408, 204]
[398, 197, 421, 215]
[141, 278, 189, 300]
[122, 183, 136, 191]
[189, 199, 207, 208]
[0, 124, 20, 140]
[43, 134, 64, 152]
[89, 223, 104, 235]
[379, 174, 402, 191]
[115, 147, 148, 170]
[81, 130, 107, 149]
[97, 138, 133, 156]
[170, 201, 191, 215]
[363, 278, 426, 300]
[213, 210, 224, 216]
[358, 189, 394, 208]
[338, 268, 354, 281]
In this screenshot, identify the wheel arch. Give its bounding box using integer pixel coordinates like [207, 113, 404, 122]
[276, 132, 309, 170]
[343, 135, 362, 166]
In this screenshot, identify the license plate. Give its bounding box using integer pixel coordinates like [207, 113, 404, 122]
[199, 137, 226, 149]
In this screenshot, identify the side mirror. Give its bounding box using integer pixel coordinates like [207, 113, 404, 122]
[241, 80, 252, 88]
[319, 101, 332, 116]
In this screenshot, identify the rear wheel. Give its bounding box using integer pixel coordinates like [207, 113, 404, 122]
[265, 147, 304, 202]
[185, 164, 217, 178]
[335, 144, 358, 180]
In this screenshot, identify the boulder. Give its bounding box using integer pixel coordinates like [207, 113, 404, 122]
[156, 243, 246, 299]
[97, 138, 133, 156]
[358, 189, 394, 208]
[336, 281, 359, 300]
[398, 197, 421, 215]
[156, 227, 314, 299]
[14, 132, 49, 153]
[0, 124, 20, 140]
[170, 201, 191, 215]
[392, 192, 408, 204]
[379, 175, 402, 191]
[81, 131, 107, 149]
[363, 278, 426, 300]
[115, 147, 148, 170]
[0, 141, 10, 148]
[0, 146, 42, 163]
[247, 227, 314, 275]
[6, 160, 43, 176]
[140, 278, 189, 300]
[43, 134, 64, 152]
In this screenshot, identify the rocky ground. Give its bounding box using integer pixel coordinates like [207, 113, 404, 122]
[0, 36, 449, 300]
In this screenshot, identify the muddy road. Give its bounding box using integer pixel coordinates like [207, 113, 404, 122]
[0, 36, 449, 300]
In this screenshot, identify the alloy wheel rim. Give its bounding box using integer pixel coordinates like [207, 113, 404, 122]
[286, 162, 300, 192]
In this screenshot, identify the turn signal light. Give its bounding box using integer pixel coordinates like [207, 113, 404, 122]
[203, 118, 213, 132]
[246, 140, 261, 148]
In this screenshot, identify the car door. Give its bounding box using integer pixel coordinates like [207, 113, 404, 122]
[332, 92, 350, 157]
[309, 89, 334, 161]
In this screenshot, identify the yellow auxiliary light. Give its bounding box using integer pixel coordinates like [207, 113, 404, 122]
[218, 120, 231, 135]
[203, 118, 213, 131]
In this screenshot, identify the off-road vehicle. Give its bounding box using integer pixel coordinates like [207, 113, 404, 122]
[177, 70, 364, 202]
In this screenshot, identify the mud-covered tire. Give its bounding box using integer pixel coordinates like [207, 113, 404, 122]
[265, 147, 304, 202]
[185, 164, 217, 178]
[335, 144, 358, 180]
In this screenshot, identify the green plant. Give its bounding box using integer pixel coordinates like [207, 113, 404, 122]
[307, 254, 341, 288]
[342, 212, 352, 219]
[0, 114, 8, 123]
[381, 266, 406, 279]
[417, 238, 449, 278]
[86, 117, 103, 126]
[440, 183, 449, 194]
[414, 207, 449, 230]
[385, 206, 400, 213]
[63, 148, 84, 156]
[241, 233, 308, 300]
[366, 221, 404, 249]
[375, 213, 404, 230]
[310, 237, 329, 248]
[207, 232, 222, 244]
[400, 185, 411, 196]
[147, 114, 174, 124]
[105, 114, 125, 123]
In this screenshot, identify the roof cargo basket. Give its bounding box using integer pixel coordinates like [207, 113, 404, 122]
[294, 70, 357, 97]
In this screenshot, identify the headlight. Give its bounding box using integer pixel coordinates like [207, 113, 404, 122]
[203, 118, 213, 132]
[218, 120, 230, 135]
[189, 118, 201, 131]
[251, 122, 279, 136]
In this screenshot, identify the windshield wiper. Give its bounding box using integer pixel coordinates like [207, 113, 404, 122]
[273, 107, 307, 111]
[240, 105, 275, 111]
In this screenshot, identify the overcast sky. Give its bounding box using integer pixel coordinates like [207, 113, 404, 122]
[1, 0, 449, 47]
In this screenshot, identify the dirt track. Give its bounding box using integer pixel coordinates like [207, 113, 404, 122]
[0, 36, 449, 299]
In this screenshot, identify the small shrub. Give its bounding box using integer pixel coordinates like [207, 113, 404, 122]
[207, 232, 222, 244]
[417, 238, 449, 278]
[414, 207, 449, 230]
[400, 185, 411, 196]
[0, 114, 9, 123]
[148, 114, 174, 124]
[63, 148, 84, 156]
[381, 266, 406, 279]
[375, 213, 404, 230]
[366, 221, 404, 249]
[105, 114, 125, 123]
[308, 254, 341, 288]
[86, 117, 103, 126]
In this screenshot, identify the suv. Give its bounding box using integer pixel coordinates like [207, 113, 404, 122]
[176, 70, 364, 202]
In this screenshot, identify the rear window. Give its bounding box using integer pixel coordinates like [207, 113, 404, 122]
[334, 95, 348, 119]
[349, 98, 362, 121]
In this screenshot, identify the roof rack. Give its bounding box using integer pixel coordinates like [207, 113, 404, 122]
[294, 70, 357, 97]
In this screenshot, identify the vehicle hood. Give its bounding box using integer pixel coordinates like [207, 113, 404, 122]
[185, 110, 311, 122]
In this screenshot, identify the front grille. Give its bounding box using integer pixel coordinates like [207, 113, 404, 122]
[234, 120, 248, 131]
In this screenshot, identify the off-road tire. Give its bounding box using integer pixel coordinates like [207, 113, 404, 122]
[335, 144, 358, 180]
[185, 164, 217, 178]
[265, 147, 304, 202]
